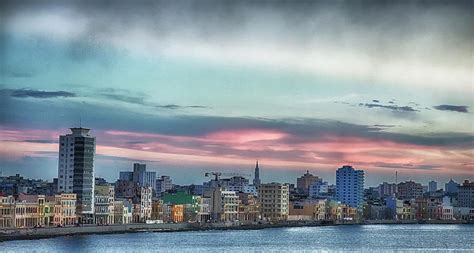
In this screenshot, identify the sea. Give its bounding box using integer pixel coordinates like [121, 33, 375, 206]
[1, 224, 473, 252]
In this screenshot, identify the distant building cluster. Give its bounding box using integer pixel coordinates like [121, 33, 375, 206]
[0, 127, 473, 229]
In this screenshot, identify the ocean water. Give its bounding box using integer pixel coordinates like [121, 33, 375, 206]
[1, 224, 473, 252]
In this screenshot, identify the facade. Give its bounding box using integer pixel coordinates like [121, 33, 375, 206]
[258, 183, 289, 221]
[397, 181, 423, 200]
[458, 180, 474, 208]
[428, 181, 438, 192]
[162, 191, 200, 222]
[94, 184, 115, 224]
[335, 165, 364, 209]
[170, 205, 184, 223]
[296, 171, 321, 195]
[57, 128, 95, 223]
[210, 188, 239, 222]
[113, 200, 132, 224]
[237, 193, 260, 223]
[53, 193, 77, 226]
[253, 160, 261, 187]
[0, 195, 15, 228]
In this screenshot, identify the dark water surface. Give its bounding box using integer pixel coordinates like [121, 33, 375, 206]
[1, 224, 473, 252]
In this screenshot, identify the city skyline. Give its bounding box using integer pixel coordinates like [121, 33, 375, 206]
[1, 1, 473, 186]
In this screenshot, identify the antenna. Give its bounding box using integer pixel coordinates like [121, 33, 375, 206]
[80, 116, 82, 128]
[395, 171, 398, 184]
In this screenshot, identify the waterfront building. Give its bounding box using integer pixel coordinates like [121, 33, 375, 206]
[237, 193, 260, 223]
[113, 199, 132, 224]
[415, 198, 429, 220]
[386, 196, 415, 220]
[94, 184, 115, 224]
[397, 181, 423, 200]
[210, 188, 239, 222]
[170, 204, 184, 223]
[313, 199, 327, 221]
[288, 199, 320, 221]
[196, 197, 211, 223]
[297, 171, 322, 195]
[52, 193, 77, 226]
[0, 195, 15, 228]
[309, 180, 329, 199]
[335, 165, 364, 210]
[428, 181, 438, 192]
[57, 128, 96, 224]
[162, 191, 200, 222]
[258, 183, 289, 221]
[132, 187, 153, 223]
[441, 196, 454, 220]
[253, 160, 261, 187]
[151, 199, 164, 221]
[378, 182, 397, 197]
[458, 180, 474, 208]
[445, 179, 459, 196]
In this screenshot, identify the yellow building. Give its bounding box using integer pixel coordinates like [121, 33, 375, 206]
[53, 193, 77, 226]
[0, 195, 15, 228]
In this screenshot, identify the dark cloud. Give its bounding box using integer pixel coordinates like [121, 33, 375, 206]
[23, 139, 57, 144]
[372, 100, 380, 103]
[100, 93, 146, 105]
[97, 89, 210, 110]
[359, 103, 418, 112]
[433, 104, 469, 113]
[5, 88, 76, 98]
[373, 162, 440, 171]
[373, 124, 397, 128]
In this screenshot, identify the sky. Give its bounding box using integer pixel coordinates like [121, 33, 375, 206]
[0, 0, 473, 187]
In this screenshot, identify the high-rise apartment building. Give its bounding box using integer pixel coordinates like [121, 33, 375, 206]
[458, 180, 474, 208]
[258, 183, 289, 221]
[57, 128, 95, 223]
[336, 165, 364, 209]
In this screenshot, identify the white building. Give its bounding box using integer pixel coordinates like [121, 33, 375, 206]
[336, 165, 364, 210]
[57, 128, 95, 223]
[258, 183, 289, 221]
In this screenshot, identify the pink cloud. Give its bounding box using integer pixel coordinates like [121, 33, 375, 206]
[1, 127, 472, 176]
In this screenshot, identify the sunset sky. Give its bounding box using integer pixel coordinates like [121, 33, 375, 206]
[0, 0, 473, 186]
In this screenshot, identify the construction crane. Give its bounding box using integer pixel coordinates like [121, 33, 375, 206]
[204, 172, 252, 181]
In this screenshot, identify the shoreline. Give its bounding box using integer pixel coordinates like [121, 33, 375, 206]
[0, 220, 471, 242]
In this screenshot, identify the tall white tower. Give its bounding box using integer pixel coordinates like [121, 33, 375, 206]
[57, 127, 96, 223]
